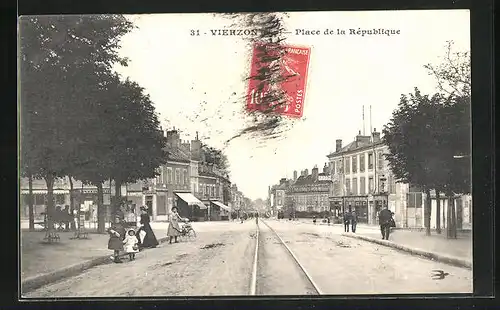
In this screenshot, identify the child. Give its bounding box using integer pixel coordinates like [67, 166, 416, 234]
[123, 229, 139, 261]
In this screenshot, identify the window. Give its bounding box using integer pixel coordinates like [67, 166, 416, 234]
[352, 178, 358, 195]
[352, 156, 357, 173]
[206, 185, 209, 196]
[360, 154, 365, 172]
[345, 157, 350, 174]
[333, 161, 336, 174]
[175, 168, 180, 184]
[167, 168, 173, 184]
[407, 192, 423, 208]
[368, 152, 374, 170]
[338, 160, 343, 174]
[368, 177, 374, 193]
[184, 169, 189, 185]
[345, 178, 351, 195]
[377, 151, 384, 170]
[360, 177, 366, 195]
[180, 169, 184, 185]
[55, 194, 65, 205]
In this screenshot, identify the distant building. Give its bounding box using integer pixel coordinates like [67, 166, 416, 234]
[285, 164, 332, 214]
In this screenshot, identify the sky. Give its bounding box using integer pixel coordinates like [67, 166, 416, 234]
[113, 10, 470, 201]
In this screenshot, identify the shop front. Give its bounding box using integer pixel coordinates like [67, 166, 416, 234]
[210, 200, 231, 221]
[343, 196, 369, 223]
[174, 192, 207, 222]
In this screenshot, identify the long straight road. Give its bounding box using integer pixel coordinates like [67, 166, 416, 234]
[24, 220, 472, 298]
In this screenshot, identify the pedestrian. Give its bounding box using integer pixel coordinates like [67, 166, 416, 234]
[343, 209, 352, 232]
[123, 228, 139, 261]
[378, 205, 393, 240]
[255, 212, 259, 224]
[167, 206, 182, 244]
[136, 206, 159, 249]
[327, 216, 331, 226]
[312, 216, 317, 225]
[351, 209, 358, 233]
[107, 215, 126, 263]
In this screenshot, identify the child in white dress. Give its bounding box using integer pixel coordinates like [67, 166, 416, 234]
[123, 229, 139, 261]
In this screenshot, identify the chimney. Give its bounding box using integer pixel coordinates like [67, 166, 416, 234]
[312, 166, 319, 180]
[304, 169, 309, 176]
[323, 163, 328, 174]
[293, 170, 298, 181]
[372, 128, 381, 143]
[190, 138, 202, 161]
[335, 139, 342, 152]
[166, 129, 180, 148]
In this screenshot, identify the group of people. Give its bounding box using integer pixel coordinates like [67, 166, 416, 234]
[107, 205, 186, 263]
[343, 209, 358, 233]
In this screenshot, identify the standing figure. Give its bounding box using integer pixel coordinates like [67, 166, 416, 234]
[378, 205, 392, 240]
[167, 206, 182, 244]
[123, 229, 139, 261]
[107, 216, 126, 263]
[351, 209, 358, 233]
[136, 206, 159, 249]
[343, 210, 352, 232]
[312, 216, 317, 225]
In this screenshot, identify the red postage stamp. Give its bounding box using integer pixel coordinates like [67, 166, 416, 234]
[246, 43, 311, 118]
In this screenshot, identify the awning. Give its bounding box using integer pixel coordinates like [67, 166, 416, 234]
[211, 200, 231, 212]
[175, 192, 207, 209]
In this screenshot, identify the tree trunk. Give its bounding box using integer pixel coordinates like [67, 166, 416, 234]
[450, 196, 457, 239]
[435, 190, 441, 234]
[96, 182, 105, 234]
[446, 192, 454, 239]
[113, 179, 122, 217]
[44, 174, 55, 232]
[424, 188, 431, 236]
[28, 175, 35, 231]
[68, 175, 75, 231]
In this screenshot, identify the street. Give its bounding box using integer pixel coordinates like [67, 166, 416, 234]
[24, 220, 472, 297]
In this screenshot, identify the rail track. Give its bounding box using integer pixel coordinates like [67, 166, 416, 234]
[249, 219, 323, 295]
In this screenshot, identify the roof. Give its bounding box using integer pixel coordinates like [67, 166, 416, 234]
[293, 174, 331, 186]
[166, 147, 190, 163]
[327, 140, 385, 158]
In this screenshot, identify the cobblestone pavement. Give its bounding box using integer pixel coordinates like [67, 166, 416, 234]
[23, 221, 256, 298]
[265, 220, 472, 295]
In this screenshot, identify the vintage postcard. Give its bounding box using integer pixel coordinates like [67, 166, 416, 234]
[19, 10, 472, 298]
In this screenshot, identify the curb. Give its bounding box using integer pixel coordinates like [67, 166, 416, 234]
[21, 236, 169, 294]
[341, 233, 472, 270]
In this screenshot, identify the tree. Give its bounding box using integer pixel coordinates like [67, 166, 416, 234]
[102, 77, 167, 216]
[383, 88, 444, 235]
[202, 144, 230, 175]
[425, 41, 471, 238]
[19, 15, 134, 235]
[424, 41, 471, 98]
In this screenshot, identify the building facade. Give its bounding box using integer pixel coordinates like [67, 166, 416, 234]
[327, 129, 472, 229]
[285, 165, 332, 215]
[20, 129, 235, 224]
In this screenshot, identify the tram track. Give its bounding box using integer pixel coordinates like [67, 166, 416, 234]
[249, 219, 322, 295]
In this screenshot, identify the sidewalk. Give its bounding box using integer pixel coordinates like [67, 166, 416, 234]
[352, 227, 472, 262]
[20, 220, 233, 280]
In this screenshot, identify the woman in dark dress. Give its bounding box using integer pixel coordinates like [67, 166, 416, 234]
[107, 215, 126, 263]
[136, 206, 159, 250]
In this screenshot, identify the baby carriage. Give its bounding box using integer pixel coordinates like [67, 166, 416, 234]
[179, 219, 196, 240]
